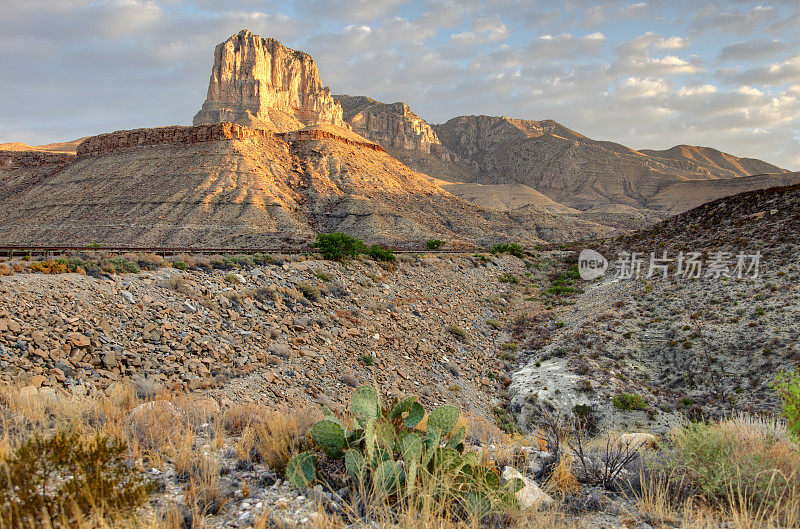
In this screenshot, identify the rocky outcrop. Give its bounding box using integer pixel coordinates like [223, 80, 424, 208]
[74, 123, 383, 158]
[76, 123, 278, 157]
[334, 95, 440, 154]
[193, 30, 345, 132]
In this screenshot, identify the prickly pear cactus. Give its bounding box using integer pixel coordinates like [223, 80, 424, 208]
[427, 405, 459, 437]
[446, 425, 466, 452]
[344, 449, 366, 484]
[310, 418, 346, 459]
[351, 386, 380, 422]
[388, 396, 425, 428]
[285, 452, 316, 488]
[373, 459, 402, 496]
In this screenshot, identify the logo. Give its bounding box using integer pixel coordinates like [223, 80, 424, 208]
[578, 249, 608, 280]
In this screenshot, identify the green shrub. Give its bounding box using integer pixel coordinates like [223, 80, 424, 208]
[491, 243, 524, 258]
[286, 387, 522, 519]
[773, 369, 800, 440]
[446, 325, 468, 342]
[498, 273, 519, 284]
[364, 244, 396, 262]
[0, 432, 152, 527]
[172, 260, 188, 271]
[485, 319, 502, 330]
[297, 282, 321, 301]
[663, 417, 800, 513]
[426, 239, 446, 250]
[107, 257, 140, 274]
[312, 232, 366, 261]
[613, 393, 647, 411]
[492, 406, 518, 434]
[501, 341, 518, 352]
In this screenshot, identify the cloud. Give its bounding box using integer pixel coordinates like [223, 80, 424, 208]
[690, 4, 778, 36]
[719, 39, 796, 62]
[524, 32, 606, 61]
[448, 14, 510, 49]
[719, 54, 800, 86]
[1, 0, 799, 170]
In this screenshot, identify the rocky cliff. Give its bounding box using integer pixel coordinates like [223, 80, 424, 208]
[193, 30, 345, 132]
[334, 95, 440, 153]
[432, 115, 792, 214]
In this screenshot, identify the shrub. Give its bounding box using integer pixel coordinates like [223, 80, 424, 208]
[364, 244, 396, 262]
[0, 263, 12, 276]
[223, 273, 239, 284]
[108, 257, 140, 274]
[426, 239, 445, 250]
[485, 319, 501, 330]
[491, 243, 524, 258]
[172, 260, 188, 271]
[613, 393, 647, 411]
[446, 325, 468, 342]
[663, 416, 800, 515]
[501, 341, 518, 352]
[286, 386, 523, 519]
[492, 406, 518, 434]
[498, 273, 519, 284]
[773, 369, 800, 440]
[297, 282, 321, 301]
[0, 432, 152, 527]
[312, 232, 365, 261]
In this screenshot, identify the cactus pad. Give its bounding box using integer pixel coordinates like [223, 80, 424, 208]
[427, 405, 459, 437]
[310, 418, 346, 459]
[351, 386, 380, 422]
[285, 452, 316, 489]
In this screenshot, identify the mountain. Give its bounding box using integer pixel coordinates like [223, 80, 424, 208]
[0, 124, 609, 247]
[331, 99, 796, 225]
[193, 30, 345, 131]
[431, 115, 791, 210]
[3, 30, 795, 247]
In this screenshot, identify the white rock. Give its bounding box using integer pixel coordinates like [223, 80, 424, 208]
[501, 466, 554, 510]
[120, 290, 135, 303]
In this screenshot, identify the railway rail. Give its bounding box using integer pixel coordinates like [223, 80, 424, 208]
[0, 244, 503, 259]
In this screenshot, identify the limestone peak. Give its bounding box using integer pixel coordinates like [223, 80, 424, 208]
[193, 30, 345, 132]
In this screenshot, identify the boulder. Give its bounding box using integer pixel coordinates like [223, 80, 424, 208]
[501, 466, 554, 510]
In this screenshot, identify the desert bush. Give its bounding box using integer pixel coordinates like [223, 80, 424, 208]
[661, 415, 800, 518]
[107, 257, 140, 274]
[172, 260, 188, 271]
[364, 244, 396, 262]
[285, 386, 523, 520]
[498, 273, 519, 284]
[491, 243, 524, 258]
[0, 431, 152, 527]
[447, 325, 468, 342]
[773, 369, 800, 440]
[426, 239, 446, 250]
[485, 319, 502, 330]
[313, 232, 365, 261]
[297, 282, 321, 301]
[0, 263, 12, 276]
[613, 393, 647, 411]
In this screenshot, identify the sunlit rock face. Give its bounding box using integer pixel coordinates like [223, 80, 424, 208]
[193, 30, 345, 132]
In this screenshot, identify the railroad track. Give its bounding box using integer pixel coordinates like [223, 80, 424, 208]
[0, 245, 496, 259]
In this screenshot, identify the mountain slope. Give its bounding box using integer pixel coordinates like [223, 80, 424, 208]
[0, 123, 611, 247]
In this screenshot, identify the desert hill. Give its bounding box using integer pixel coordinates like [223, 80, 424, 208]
[0, 122, 610, 247]
[331, 96, 797, 226]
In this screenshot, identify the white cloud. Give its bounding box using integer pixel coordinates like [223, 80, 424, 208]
[719, 53, 800, 86]
[719, 39, 796, 62]
[525, 32, 606, 61]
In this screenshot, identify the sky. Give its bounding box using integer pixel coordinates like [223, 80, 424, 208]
[1, 0, 799, 169]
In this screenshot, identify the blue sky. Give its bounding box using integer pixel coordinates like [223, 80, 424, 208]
[1, 0, 799, 168]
